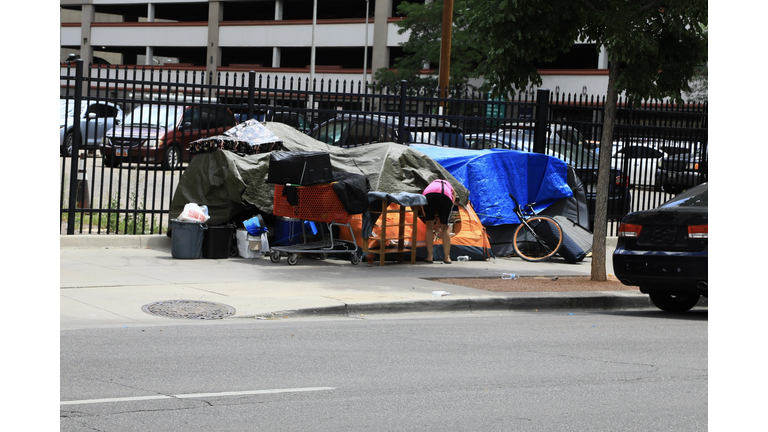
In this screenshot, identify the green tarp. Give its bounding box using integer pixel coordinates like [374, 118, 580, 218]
[170, 122, 469, 226]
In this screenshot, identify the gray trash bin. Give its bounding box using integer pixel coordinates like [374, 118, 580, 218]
[170, 219, 208, 259]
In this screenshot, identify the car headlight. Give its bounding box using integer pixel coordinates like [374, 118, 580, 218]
[145, 139, 164, 148]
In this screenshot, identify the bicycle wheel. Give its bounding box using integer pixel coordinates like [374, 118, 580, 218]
[512, 216, 563, 262]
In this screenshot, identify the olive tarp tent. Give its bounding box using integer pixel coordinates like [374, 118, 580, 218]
[170, 121, 470, 231]
[170, 121, 586, 261]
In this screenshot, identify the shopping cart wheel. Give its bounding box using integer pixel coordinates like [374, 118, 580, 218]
[270, 251, 281, 263]
[287, 253, 299, 266]
[350, 253, 360, 265]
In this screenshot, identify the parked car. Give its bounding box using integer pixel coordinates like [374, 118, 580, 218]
[63, 53, 111, 65]
[235, 109, 316, 134]
[613, 183, 708, 312]
[60, 100, 123, 156]
[611, 143, 693, 189]
[494, 122, 592, 149]
[309, 114, 470, 148]
[466, 132, 632, 227]
[101, 104, 237, 169]
[655, 144, 708, 194]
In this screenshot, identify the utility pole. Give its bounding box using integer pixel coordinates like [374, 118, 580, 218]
[438, 0, 454, 109]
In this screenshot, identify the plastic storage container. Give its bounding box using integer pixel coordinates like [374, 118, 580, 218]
[273, 217, 304, 246]
[170, 219, 208, 259]
[202, 224, 235, 259]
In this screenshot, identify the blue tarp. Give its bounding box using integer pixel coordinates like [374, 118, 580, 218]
[410, 145, 573, 225]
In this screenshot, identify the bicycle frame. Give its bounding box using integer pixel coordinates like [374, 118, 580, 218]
[509, 194, 537, 228]
[509, 194, 556, 252]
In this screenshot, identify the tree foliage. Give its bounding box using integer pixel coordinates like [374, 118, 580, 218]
[685, 25, 708, 102]
[374, 0, 484, 92]
[466, 0, 708, 102]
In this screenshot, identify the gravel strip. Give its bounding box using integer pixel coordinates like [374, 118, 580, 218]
[433, 275, 635, 293]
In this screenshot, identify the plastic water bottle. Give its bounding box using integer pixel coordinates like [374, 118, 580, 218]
[200, 205, 209, 215]
[457, 256, 470, 262]
[502, 273, 518, 280]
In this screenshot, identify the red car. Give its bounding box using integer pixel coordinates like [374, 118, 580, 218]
[101, 104, 237, 169]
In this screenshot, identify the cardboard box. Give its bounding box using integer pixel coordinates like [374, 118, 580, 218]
[247, 234, 262, 251]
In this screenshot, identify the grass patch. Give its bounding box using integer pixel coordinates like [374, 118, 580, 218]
[61, 192, 162, 235]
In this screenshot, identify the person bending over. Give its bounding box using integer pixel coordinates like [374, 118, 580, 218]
[422, 179, 456, 264]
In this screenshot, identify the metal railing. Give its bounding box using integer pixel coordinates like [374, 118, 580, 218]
[60, 61, 707, 236]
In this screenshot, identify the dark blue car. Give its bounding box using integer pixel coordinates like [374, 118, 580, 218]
[613, 183, 708, 312]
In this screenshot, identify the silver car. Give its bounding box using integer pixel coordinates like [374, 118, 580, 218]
[60, 100, 123, 156]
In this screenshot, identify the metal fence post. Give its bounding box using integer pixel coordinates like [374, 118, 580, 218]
[533, 88, 550, 154]
[247, 70, 256, 121]
[398, 80, 408, 144]
[66, 60, 84, 235]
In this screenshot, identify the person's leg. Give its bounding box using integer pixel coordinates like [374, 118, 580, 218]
[425, 220, 435, 262]
[438, 223, 452, 263]
[423, 193, 441, 263]
[434, 194, 454, 263]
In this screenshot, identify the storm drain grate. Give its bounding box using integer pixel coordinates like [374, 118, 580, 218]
[141, 300, 236, 320]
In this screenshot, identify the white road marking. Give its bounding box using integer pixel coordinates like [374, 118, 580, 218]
[60, 387, 335, 406]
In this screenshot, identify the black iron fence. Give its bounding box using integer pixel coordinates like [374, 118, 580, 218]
[60, 60, 707, 236]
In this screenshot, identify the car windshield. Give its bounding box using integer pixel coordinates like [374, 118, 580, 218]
[410, 131, 469, 147]
[312, 120, 350, 145]
[124, 105, 183, 128]
[661, 184, 708, 208]
[549, 144, 599, 167]
[552, 127, 585, 146]
[660, 145, 693, 157]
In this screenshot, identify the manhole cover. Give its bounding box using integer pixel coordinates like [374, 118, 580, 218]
[141, 300, 236, 320]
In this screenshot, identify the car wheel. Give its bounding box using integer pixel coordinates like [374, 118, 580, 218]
[648, 292, 700, 312]
[162, 145, 182, 170]
[662, 183, 680, 195]
[102, 155, 122, 168]
[62, 132, 74, 157]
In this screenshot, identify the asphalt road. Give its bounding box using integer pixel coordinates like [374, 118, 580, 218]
[61, 310, 707, 431]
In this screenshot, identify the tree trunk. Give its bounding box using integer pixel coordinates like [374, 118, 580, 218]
[591, 59, 621, 281]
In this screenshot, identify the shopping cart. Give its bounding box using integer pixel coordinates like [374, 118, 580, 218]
[269, 183, 359, 265]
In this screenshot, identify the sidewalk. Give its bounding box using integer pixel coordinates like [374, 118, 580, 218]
[60, 235, 652, 330]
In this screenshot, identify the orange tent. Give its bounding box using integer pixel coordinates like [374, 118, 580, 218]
[339, 201, 493, 262]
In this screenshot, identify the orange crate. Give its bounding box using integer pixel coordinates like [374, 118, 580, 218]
[274, 184, 351, 224]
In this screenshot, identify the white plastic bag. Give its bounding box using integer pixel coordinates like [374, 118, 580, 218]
[260, 232, 270, 253]
[178, 203, 210, 223]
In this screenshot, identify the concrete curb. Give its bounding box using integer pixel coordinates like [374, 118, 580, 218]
[236, 291, 652, 318]
[60, 234, 171, 250]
